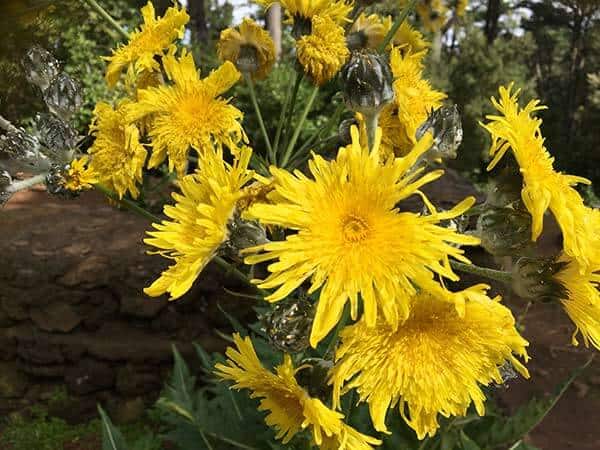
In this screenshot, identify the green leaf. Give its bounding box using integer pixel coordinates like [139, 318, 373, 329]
[193, 342, 214, 372]
[441, 430, 459, 450]
[460, 431, 482, 450]
[98, 405, 129, 450]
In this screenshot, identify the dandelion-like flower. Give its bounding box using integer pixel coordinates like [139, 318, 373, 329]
[391, 21, 429, 54]
[415, 0, 449, 32]
[330, 285, 530, 439]
[255, 0, 352, 25]
[215, 334, 380, 449]
[348, 13, 389, 50]
[125, 48, 246, 177]
[481, 84, 600, 270]
[62, 157, 97, 192]
[555, 253, 600, 350]
[244, 127, 479, 346]
[296, 15, 350, 86]
[218, 18, 276, 80]
[104, 1, 189, 87]
[88, 101, 147, 199]
[144, 147, 253, 299]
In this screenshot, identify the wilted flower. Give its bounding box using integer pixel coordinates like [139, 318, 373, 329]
[415, 105, 462, 162]
[511, 257, 569, 302]
[476, 207, 532, 256]
[263, 295, 314, 353]
[21, 45, 60, 91]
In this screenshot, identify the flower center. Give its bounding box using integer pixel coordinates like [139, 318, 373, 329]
[342, 214, 369, 243]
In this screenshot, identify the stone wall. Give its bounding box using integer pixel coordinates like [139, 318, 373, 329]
[0, 189, 249, 423]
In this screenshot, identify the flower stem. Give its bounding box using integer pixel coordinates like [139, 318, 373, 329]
[450, 261, 512, 284]
[6, 174, 47, 193]
[280, 84, 319, 167]
[378, 0, 419, 52]
[243, 72, 274, 162]
[364, 110, 379, 152]
[83, 0, 129, 40]
[273, 69, 296, 159]
[95, 183, 160, 222]
[279, 70, 304, 160]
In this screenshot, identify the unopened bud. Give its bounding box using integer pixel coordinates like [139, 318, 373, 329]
[338, 118, 358, 146]
[486, 158, 523, 208]
[224, 214, 268, 260]
[21, 46, 60, 91]
[43, 73, 83, 121]
[263, 296, 314, 353]
[45, 164, 78, 198]
[416, 105, 462, 162]
[296, 358, 333, 399]
[511, 257, 569, 302]
[477, 207, 532, 256]
[236, 44, 260, 74]
[341, 50, 394, 116]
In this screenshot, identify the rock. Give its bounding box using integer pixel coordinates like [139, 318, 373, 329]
[57, 256, 110, 288]
[17, 361, 65, 377]
[30, 302, 82, 332]
[1, 295, 28, 321]
[111, 396, 145, 424]
[65, 358, 115, 395]
[0, 308, 14, 327]
[151, 307, 182, 332]
[120, 295, 167, 319]
[0, 362, 29, 398]
[17, 338, 64, 365]
[115, 364, 161, 396]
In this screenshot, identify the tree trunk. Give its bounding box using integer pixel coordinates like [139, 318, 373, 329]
[484, 0, 502, 44]
[267, 3, 282, 60]
[188, 0, 209, 44]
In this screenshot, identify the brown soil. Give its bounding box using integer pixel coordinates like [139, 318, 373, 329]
[1, 187, 599, 450]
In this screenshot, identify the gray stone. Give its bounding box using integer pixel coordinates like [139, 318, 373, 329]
[57, 256, 110, 288]
[120, 295, 167, 319]
[0, 362, 29, 398]
[65, 358, 115, 395]
[1, 295, 28, 321]
[30, 302, 82, 332]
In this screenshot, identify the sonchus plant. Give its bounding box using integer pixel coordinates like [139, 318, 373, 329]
[1, 1, 598, 449]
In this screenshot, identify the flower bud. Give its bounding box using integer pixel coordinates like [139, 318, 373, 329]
[476, 207, 532, 256]
[511, 257, 569, 302]
[263, 296, 314, 353]
[45, 164, 78, 198]
[34, 113, 77, 155]
[0, 127, 52, 174]
[21, 46, 60, 91]
[415, 105, 462, 162]
[486, 157, 523, 208]
[43, 73, 83, 121]
[338, 118, 358, 146]
[341, 50, 394, 116]
[224, 213, 269, 259]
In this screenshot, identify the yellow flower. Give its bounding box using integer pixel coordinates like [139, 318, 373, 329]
[349, 13, 389, 50]
[456, 0, 468, 16]
[481, 84, 600, 270]
[391, 20, 429, 54]
[330, 285, 530, 439]
[63, 156, 97, 191]
[389, 46, 446, 155]
[218, 18, 276, 80]
[416, 0, 449, 32]
[255, 0, 352, 25]
[144, 147, 253, 299]
[88, 101, 147, 199]
[125, 48, 246, 177]
[555, 254, 600, 350]
[244, 127, 479, 346]
[296, 15, 350, 86]
[215, 334, 380, 448]
[104, 1, 189, 87]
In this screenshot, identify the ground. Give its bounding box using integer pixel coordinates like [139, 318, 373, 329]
[0, 186, 599, 450]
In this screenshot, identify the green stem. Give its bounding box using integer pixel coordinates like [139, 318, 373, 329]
[199, 431, 215, 450]
[450, 261, 512, 284]
[95, 184, 160, 222]
[281, 85, 319, 167]
[364, 111, 379, 152]
[83, 0, 129, 40]
[378, 0, 419, 52]
[295, 102, 344, 157]
[280, 71, 304, 161]
[244, 72, 274, 161]
[213, 256, 258, 290]
[273, 69, 296, 158]
[289, 135, 338, 169]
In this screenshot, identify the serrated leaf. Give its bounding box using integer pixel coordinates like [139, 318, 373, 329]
[441, 430, 459, 450]
[217, 303, 246, 334]
[460, 431, 481, 450]
[193, 342, 214, 372]
[98, 405, 129, 450]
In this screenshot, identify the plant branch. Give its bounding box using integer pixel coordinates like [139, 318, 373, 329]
[6, 174, 47, 193]
[244, 72, 274, 161]
[279, 71, 304, 161]
[379, 0, 419, 52]
[83, 0, 129, 40]
[450, 261, 512, 284]
[280, 84, 319, 167]
[95, 183, 161, 222]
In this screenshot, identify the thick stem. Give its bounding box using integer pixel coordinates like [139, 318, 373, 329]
[280, 85, 319, 167]
[244, 72, 274, 161]
[364, 110, 379, 152]
[280, 71, 304, 160]
[95, 183, 160, 222]
[378, 0, 419, 52]
[450, 261, 512, 284]
[273, 69, 295, 158]
[83, 0, 129, 40]
[6, 174, 47, 193]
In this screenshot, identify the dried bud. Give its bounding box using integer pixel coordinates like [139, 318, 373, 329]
[224, 213, 268, 260]
[21, 46, 60, 91]
[511, 257, 569, 302]
[43, 73, 83, 121]
[236, 45, 260, 74]
[295, 358, 333, 399]
[263, 296, 314, 353]
[341, 50, 394, 116]
[338, 118, 358, 146]
[34, 113, 77, 155]
[0, 128, 51, 174]
[45, 164, 78, 199]
[416, 105, 462, 162]
[476, 207, 532, 256]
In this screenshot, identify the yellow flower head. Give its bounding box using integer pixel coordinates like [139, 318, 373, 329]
[104, 1, 189, 87]
[63, 156, 97, 192]
[244, 127, 479, 347]
[296, 15, 350, 86]
[88, 101, 147, 199]
[456, 0, 468, 16]
[330, 285, 530, 439]
[555, 254, 600, 350]
[415, 0, 449, 32]
[125, 48, 246, 177]
[218, 18, 276, 80]
[481, 84, 600, 270]
[255, 0, 352, 25]
[215, 334, 380, 448]
[144, 147, 253, 299]
[349, 13, 389, 50]
[392, 20, 429, 54]
[389, 46, 446, 154]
